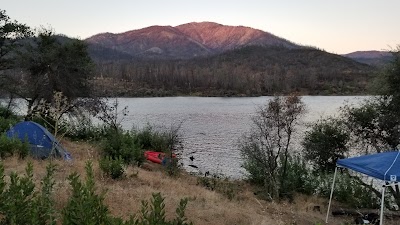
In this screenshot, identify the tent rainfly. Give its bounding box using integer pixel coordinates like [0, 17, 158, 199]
[326, 151, 400, 225]
[6, 121, 72, 160]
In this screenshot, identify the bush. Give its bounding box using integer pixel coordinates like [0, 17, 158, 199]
[133, 192, 193, 225]
[240, 95, 305, 200]
[302, 118, 349, 173]
[99, 156, 125, 179]
[62, 116, 116, 142]
[133, 123, 183, 176]
[0, 117, 18, 133]
[0, 134, 30, 159]
[0, 105, 19, 133]
[0, 162, 57, 225]
[133, 124, 181, 153]
[278, 154, 314, 200]
[0, 160, 194, 225]
[62, 161, 110, 225]
[101, 130, 144, 166]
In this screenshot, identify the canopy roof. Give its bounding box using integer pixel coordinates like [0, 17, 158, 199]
[337, 151, 400, 182]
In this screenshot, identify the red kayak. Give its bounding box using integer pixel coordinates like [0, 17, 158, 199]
[144, 151, 176, 164]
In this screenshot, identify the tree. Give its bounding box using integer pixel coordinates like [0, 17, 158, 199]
[0, 9, 32, 99]
[302, 117, 349, 172]
[0, 9, 32, 70]
[240, 94, 305, 200]
[3, 28, 97, 120]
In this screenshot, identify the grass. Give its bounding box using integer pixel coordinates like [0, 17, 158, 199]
[1, 139, 398, 225]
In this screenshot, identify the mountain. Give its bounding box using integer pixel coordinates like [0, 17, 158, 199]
[93, 46, 375, 97]
[343, 50, 392, 67]
[85, 22, 299, 60]
[84, 22, 376, 96]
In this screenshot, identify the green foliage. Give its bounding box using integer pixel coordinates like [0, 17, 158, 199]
[244, 153, 381, 208]
[133, 124, 182, 153]
[133, 123, 183, 176]
[63, 118, 109, 141]
[341, 97, 399, 152]
[302, 118, 349, 172]
[133, 192, 193, 225]
[0, 133, 30, 159]
[333, 173, 380, 209]
[0, 105, 20, 133]
[0, 162, 36, 225]
[134, 125, 162, 151]
[277, 154, 315, 200]
[101, 129, 144, 166]
[35, 163, 57, 225]
[0, 160, 194, 225]
[0, 117, 17, 133]
[240, 95, 305, 200]
[0, 106, 18, 120]
[99, 156, 125, 179]
[0, 9, 32, 71]
[62, 161, 110, 225]
[0, 162, 57, 225]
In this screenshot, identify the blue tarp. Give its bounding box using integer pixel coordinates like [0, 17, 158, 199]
[337, 151, 400, 182]
[6, 121, 72, 160]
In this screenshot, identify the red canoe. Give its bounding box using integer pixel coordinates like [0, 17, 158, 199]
[144, 151, 176, 164]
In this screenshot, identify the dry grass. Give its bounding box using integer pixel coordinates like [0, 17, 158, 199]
[1, 139, 398, 225]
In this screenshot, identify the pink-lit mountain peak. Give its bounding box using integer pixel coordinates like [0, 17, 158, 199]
[86, 21, 298, 59]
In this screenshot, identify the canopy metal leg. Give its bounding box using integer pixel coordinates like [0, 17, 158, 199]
[325, 166, 338, 224]
[379, 184, 386, 225]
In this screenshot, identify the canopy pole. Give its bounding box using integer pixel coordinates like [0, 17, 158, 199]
[325, 166, 338, 224]
[379, 184, 386, 225]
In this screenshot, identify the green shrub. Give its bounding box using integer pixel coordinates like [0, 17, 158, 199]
[0, 161, 194, 225]
[101, 130, 144, 166]
[0, 105, 19, 120]
[0, 162, 36, 225]
[62, 161, 110, 225]
[133, 124, 183, 154]
[0, 162, 57, 225]
[0, 117, 18, 133]
[99, 156, 125, 179]
[133, 124, 183, 176]
[0, 134, 30, 159]
[62, 118, 110, 141]
[133, 192, 193, 225]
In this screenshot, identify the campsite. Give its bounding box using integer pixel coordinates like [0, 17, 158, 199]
[1, 136, 399, 225]
[1, 7, 400, 225]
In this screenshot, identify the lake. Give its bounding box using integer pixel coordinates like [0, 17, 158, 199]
[114, 96, 368, 178]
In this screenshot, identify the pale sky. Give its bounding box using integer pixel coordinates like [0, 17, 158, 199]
[2, 0, 399, 54]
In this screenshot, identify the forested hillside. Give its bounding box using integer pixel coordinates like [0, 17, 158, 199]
[91, 46, 375, 97]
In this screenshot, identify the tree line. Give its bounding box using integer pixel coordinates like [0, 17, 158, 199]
[92, 45, 374, 97]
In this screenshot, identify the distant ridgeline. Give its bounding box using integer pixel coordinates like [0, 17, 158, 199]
[89, 45, 375, 97]
[83, 22, 378, 97]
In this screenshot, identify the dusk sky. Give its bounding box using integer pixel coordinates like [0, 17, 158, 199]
[3, 0, 399, 54]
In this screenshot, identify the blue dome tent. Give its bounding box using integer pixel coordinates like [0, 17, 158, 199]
[6, 121, 72, 160]
[326, 151, 400, 225]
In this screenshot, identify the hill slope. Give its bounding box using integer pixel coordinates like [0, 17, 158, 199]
[343, 51, 393, 67]
[85, 22, 299, 60]
[93, 46, 375, 97]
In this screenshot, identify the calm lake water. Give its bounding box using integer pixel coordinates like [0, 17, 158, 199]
[114, 96, 368, 178]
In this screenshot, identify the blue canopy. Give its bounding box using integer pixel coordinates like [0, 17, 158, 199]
[337, 151, 400, 182]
